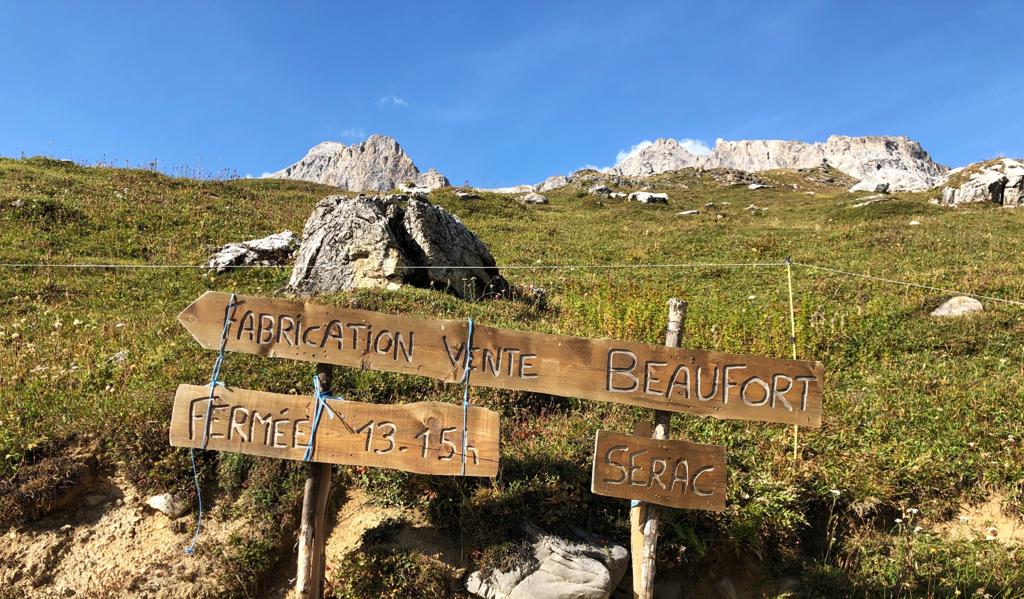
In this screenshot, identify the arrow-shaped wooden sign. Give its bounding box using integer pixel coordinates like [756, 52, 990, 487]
[178, 292, 825, 427]
[170, 384, 500, 477]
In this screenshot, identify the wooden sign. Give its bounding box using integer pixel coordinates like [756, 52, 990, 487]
[169, 384, 500, 477]
[591, 430, 726, 512]
[178, 292, 825, 427]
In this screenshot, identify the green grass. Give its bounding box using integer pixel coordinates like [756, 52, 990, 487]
[2, 156, 1024, 596]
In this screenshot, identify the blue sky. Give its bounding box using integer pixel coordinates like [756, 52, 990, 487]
[2, 1, 1022, 187]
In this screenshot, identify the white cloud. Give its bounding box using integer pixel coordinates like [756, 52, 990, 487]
[338, 128, 367, 139]
[376, 95, 408, 108]
[259, 172, 275, 179]
[678, 138, 712, 156]
[612, 137, 712, 166]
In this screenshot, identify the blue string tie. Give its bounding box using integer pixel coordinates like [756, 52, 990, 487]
[304, 374, 343, 462]
[185, 292, 237, 555]
[461, 318, 475, 476]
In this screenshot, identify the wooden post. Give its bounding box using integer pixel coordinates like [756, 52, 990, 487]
[630, 298, 687, 599]
[295, 363, 334, 599]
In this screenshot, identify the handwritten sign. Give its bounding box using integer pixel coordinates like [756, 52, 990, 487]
[169, 384, 500, 477]
[591, 430, 726, 511]
[178, 292, 825, 427]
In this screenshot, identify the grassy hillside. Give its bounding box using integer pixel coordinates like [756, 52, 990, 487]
[2, 156, 1024, 597]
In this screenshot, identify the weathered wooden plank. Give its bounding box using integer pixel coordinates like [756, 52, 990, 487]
[591, 430, 726, 512]
[169, 384, 499, 477]
[178, 291, 825, 427]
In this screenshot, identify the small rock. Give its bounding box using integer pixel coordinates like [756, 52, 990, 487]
[744, 204, 766, 213]
[455, 190, 479, 200]
[60, 524, 73, 533]
[518, 192, 548, 205]
[715, 577, 739, 599]
[83, 493, 109, 507]
[704, 202, 716, 208]
[608, 192, 627, 199]
[931, 296, 984, 318]
[146, 493, 190, 519]
[909, 220, 921, 226]
[627, 191, 669, 204]
[747, 183, 769, 190]
[676, 210, 699, 216]
[588, 185, 612, 196]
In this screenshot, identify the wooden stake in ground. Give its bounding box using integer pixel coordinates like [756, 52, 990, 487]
[295, 363, 334, 599]
[630, 298, 686, 599]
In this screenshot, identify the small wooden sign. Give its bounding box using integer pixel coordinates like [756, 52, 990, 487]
[169, 384, 500, 477]
[591, 430, 726, 512]
[178, 292, 825, 427]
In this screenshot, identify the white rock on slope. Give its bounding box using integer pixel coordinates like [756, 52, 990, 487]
[931, 296, 984, 317]
[609, 135, 947, 191]
[269, 135, 447, 192]
[206, 230, 299, 273]
[628, 191, 668, 204]
[537, 175, 569, 192]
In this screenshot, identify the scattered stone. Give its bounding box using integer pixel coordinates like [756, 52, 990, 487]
[850, 180, 891, 193]
[206, 230, 299, 273]
[676, 209, 699, 216]
[286, 194, 508, 301]
[589, 185, 612, 196]
[909, 220, 921, 226]
[851, 194, 888, 208]
[744, 204, 766, 213]
[537, 175, 569, 192]
[747, 183, 769, 190]
[627, 191, 668, 204]
[608, 192, 627, 199]
[455, 190, 480, 200]
[703, 202, 715, 208]
[465, 525, 627, 599]
[931, 296, 984, 318]
[518, 192, 548, 205]
[145, 493, 189, 519]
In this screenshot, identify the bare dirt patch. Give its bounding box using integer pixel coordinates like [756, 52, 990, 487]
[0, 476, 243, 598]
[934, 492, 1024, 545]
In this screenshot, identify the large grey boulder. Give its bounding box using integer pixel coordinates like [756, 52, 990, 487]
[519, 192, 549, 205]
[466, 526, 628, 599]
[206, 230, 299, 273]
[286, 195, 507, 300]
[268, 135, 447, 193]
[850, 180, 890, 193]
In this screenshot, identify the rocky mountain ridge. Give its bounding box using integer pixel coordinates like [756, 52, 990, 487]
[268, 135, 449, 192]
[609, 135, 947, 191]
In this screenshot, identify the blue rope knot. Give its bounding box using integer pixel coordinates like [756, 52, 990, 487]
[461, 318, 475, 475]
[304, 373, 343, 462]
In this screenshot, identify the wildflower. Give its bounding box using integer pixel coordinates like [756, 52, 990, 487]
[907, 508, 919, 515]
[895, 518, 903, 524]
[914, 526, 923, 533]
[829, 489, 841, 496]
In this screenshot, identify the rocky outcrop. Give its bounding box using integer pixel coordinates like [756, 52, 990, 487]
[465, 526, 628, 599]
[286, 194, 507, 300]
[537, 175, 569, 192]
[269, 135, 446, 193]
[206, 230, 299, 273]
[415, 168, 449, 191]
[609, 135, 947, 191]
[938, 158, 1024, 206]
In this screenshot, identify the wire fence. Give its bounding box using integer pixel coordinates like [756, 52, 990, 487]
[2, 259, 1023, 307]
